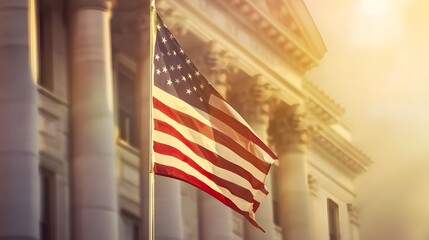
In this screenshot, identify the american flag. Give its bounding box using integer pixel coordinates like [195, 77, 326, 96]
[152, 14, 277, 230]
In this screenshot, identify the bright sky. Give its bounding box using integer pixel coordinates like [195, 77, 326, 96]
[303, 0, 429, 239]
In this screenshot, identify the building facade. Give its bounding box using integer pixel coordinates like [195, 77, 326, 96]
[0, 0, 371, 240]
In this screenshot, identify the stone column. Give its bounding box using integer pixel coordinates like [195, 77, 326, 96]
[0, 0, 40, 239]
[153, 176, 183, 240]
[198, 41, 240, 240]
[268, 103, 314, 240]
[230, 74, 277, 240]
[69, 1, 118, 239]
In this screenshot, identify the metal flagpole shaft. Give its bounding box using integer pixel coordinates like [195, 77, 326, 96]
[139, 0, 156, 239]
[148, 1, 157, 240]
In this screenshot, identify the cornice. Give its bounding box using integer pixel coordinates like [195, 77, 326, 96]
[216, 0, 323, 72]
[310, 124, 372, 175]
[302, 79, 345, 124]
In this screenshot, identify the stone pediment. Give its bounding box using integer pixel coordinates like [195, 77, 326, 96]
[216, 0, 326, 71]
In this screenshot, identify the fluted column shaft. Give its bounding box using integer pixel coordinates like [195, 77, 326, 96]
[69, 1, 118, 239]
[200, 190, 234, 240]
[154, 176, 183, 240]
[278, 146, 313, 240]
[0, 0, 40, 239]
[269, 103, 314, 240]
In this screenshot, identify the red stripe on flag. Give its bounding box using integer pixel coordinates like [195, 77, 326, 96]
[154, 141, 263, 203]
[154, 119, 269, 195]
[154, 163, 265, 232]
[154, 98, 271, 174]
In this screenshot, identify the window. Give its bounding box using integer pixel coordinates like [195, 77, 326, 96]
[272, 167, 280, 226]
[120, 212, 140, 240]
[37, 1, 53, 90]
[116, 69, 138, 147]
[40, 168, 54, 240]
[327, 199, 341, 240]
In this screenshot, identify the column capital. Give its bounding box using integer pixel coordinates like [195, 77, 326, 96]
[69, 3, 119, 238]
[201, 41, 237, 74]
[229, 74, 275, 125]
[268, 102, 309, 155]
[68, 0, 114, 12]
[196, 41, 237, 96]
[158, 5, 188, 36]
[111, 4, 149, 58]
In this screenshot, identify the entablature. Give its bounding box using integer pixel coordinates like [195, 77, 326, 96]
[303, 78, 345, 125]
[310, 124, 372, 176]
[157, 0, 322, 74]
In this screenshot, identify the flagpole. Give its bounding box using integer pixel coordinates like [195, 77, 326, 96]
[139, 0, 157, 239]
[148, 0, 156, 240]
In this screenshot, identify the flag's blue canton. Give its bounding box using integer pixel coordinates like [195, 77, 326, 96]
[154, 15, 220, 112]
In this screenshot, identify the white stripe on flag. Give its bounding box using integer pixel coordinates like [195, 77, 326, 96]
[154, 130, 267, 202]
[154, 108, 267, 181]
